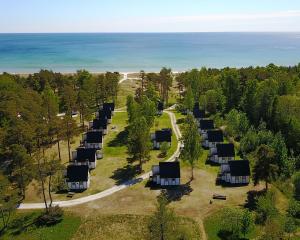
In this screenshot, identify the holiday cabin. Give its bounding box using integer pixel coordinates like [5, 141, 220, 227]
[220, 160, 250, 185]
[96, 108, 112, 123]
[151, 128, 172, 149]
[210, 143, 235, 164]
[72, 147, 99, 169]
[157, 101, 164, 115]
[199, 119, 215, 139]
[204, 130, 224, 153]
[151, 162, 180, 186]
[66, 165, 90, 190]
[89, 118, 108, 135]
[82, 131, 103, 149]
[102, 102, 115, 116]
[193, 108, 205, 124]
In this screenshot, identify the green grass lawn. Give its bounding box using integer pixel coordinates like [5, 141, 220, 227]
[2, 211, 200, 240]
[73, 214, 200, 240]
[204, 209, 260, 240]
[1, 211, 81, 240]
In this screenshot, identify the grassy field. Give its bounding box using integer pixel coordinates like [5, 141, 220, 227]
[73, 214, 201, 240]
[2, 210, 200, 240]
[203, 209, 260, 240]
[1, 211, 81, 240]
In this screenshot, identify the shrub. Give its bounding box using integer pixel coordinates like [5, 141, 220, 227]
[160, 142, 170, 157]
[255, 190, 278, 224]
[287, 199, 300, 218]
[36, 206, 64, 226]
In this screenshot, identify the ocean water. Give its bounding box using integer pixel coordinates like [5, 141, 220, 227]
[0, 33, 300, 73]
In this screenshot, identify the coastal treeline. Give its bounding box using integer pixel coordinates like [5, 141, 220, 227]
[179, 63, 300, 239]
[0, 70, 119, 230]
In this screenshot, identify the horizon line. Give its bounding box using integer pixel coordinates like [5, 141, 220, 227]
[1, 31, 300, 34]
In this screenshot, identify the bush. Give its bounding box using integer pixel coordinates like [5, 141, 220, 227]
[287, 199, 300, 218]
[293, 172, 300, 200]
[36, 206, 64, 226]
[255, 190, 278, 224]
[160, 142, 170, 157]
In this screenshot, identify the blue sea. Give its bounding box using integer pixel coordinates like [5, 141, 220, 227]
[0, 33, 300, 73]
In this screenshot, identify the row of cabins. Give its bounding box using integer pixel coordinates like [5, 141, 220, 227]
[194, 103, 250, 185]
[151, 102, 181, 186]
[65, 103, 115, 190]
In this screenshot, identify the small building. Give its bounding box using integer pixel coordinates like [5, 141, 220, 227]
[66, 165, 90, 190]
[199, 119, 214, 139]
[102, 102, 115, 115]
[151, 162, 180, 186]
[89, 118, 108, 135]
[220, 160, 250, 185]
[157, 101, 164, 115]
[151, 128, 172, 149]
[82, 131, 103, 149]
[72, 147, 100, 169]
[203, 130, 224, 153]
[210, 143, 235, 164]
[193, 108, 205, 123]
[96, 109, 112, 123]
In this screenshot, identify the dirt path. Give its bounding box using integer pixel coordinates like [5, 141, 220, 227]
[198, 218, 207, 240]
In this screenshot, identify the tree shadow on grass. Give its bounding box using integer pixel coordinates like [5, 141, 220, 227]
[110, 164, 140, 185]
[244, 189, 266, 210]
[176, 118, 185, 125]
[107, 128, 128, 147]
[145, 180, 193, 202]
[7, 212, 38, 236]
[217, 230, 248, 240]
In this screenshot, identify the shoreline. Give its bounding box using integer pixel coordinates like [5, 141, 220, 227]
[2, 71, 182, 77]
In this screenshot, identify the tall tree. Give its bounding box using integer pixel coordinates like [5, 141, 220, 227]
[159, 68, 173, 106]
[61, 116, 78, 162]
[8, 144, 33, 199]
[41, 83, 59, 121]
[0, 173, 19, 231]
[46, 154, 64, 207]
[221, 68, 241, 111]
[183, 86, 194, 113]
[181, 115, 202, 180]
[140, 70, 146, 93]
[148, 194, 177, 240]
[253, 145, 279, 191]
[127, 117, 151, 173]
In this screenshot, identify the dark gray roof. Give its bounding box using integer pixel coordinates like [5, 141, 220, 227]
[76, 148, 97, 162]
[66, 165, 89, 182]
[217, 143, 235, 157]
[193, 108, 205, 119]
[159, 162, 180, 178]
[207, 130, 224, 142]
[193, 102, 200, 111]
[92, 118, 108, 130]
[98, 108, 112, 120]
[200, 119, 214, 130]
[155, 129, 172, 142]
[158, 101, 164, 111]
[228, 160, 250, 176]
[103, 102, 115, 111]
[85, 131, 103, 143]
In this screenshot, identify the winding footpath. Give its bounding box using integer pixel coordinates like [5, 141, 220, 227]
[18, 108, 181, 210]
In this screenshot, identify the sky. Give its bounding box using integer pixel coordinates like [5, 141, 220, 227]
[1, 0, 300, 32]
